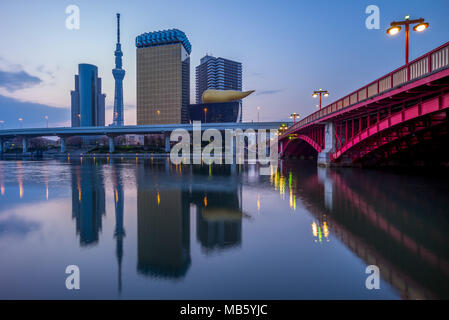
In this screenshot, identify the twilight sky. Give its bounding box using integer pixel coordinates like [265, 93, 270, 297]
[0, 0, 448, 128]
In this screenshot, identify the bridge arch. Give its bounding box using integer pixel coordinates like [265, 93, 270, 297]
[280, 134, 322, 158]
[331, 93, 449, 164]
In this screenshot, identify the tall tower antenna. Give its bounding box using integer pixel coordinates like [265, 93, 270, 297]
[112, 13, 125, 126]
[117, 13, 120, 44]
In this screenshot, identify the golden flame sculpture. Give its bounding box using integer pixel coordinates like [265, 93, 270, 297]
[202, 89, 255, 103]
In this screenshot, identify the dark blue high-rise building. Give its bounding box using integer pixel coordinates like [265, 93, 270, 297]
[188, 101, 240, 123]
[71, 64, 106, 127]
[195, 55, 242, 104]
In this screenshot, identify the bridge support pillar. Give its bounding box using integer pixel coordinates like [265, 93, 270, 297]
[60, 137, 66, 153]
[22, 138, 28, 153]
[224, 130, 234, 162]
[165, 157, 170, 171]
[265, 132, 270, 157]
[231, 133, 236, 157]
[317, 167, 334, 210]
[231, 163, 236, 175]
[317, 122, 335, 167]
[109, 136, 115, 153]
[164, 132, 170, 153]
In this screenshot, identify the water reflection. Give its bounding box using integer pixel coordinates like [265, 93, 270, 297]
[64, 159, 245, 284]
[70, 160, 127, 292]
[275, 160, 449, 299]
[136, 162, 191, 279]
[135, 162, 244, 279]
[71, 164, 106, 246]
[311, 220, 330, 243]
[111, 160, 125, 293]
[192, 171, 243, 253]
[0, 158, 448, 299]
[0, 162, 4, 196]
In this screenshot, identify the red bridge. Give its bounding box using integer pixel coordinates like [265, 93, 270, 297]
[279, 42, 449, 166]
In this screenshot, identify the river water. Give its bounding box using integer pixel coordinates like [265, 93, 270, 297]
[0, 158, 448, 299]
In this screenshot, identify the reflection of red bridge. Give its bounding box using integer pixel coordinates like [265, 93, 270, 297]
[280, 42, 449, 166]
[282, 164, 449, 299]
[327, 171, 449, 277]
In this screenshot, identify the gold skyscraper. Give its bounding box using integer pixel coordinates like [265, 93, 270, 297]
[136, 29, 191, 124]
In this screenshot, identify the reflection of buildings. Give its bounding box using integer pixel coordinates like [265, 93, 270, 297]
[194, 191, 242, 252]
[278, 161, 449, 299]
[137, 163, 191, 278]
[136, 162, 243, 279]
[68, 159, 244, 284]
[70, 159, 126, 293]
[137, 189, 191, 278]
[191, 165, 243, 253]
[71, 164, 106, 246]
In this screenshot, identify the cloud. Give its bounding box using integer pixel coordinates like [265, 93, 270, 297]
[0, 216, 39, 238]
[0, 69, 42, 92]
[36, 65, 56, 79]
[0, 94, 69, 128]
[256, 89, 283, 96]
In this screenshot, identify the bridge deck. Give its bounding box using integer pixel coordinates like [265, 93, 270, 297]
[283, 41, 449, 137]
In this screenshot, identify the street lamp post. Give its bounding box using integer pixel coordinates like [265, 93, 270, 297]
[203, 107, 208, 123]
[289, 112, 300, 124]
[257, 106, 261, 122]
[18, 118, 23, 128]
[278, 123, 288, 135]
[0, 120, 4, 129]
[45, 115, 48, 128]
[387, 15, 429, 64]
[312, 89, 329, 110]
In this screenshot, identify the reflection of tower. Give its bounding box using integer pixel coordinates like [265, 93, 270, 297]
[112, 163, 125, 293]
[71, 164, 106, 246]
[112, 13, 125, 126]
[136, 164, 191, 278]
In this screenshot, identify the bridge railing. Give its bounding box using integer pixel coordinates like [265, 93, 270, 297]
[285, 41, 449, 135]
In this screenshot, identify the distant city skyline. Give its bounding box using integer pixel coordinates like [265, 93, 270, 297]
[0, 0, 449, 128]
